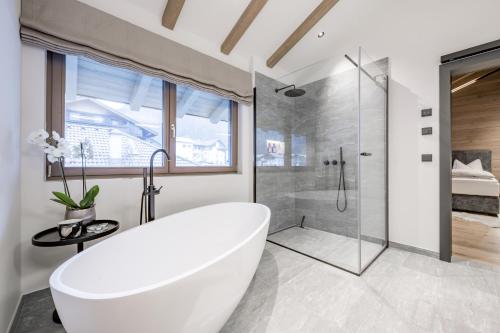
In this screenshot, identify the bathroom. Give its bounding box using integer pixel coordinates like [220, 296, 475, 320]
[3, 0, 500, 332]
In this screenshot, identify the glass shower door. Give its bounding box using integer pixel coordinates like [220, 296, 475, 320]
[358, 47, 388, 272]
[255, 48, 388, 275]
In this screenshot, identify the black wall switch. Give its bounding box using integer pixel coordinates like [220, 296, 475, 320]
[422, 127, 433, 135]
[421, 154, 432, 162]
[421, 108, 432, 117]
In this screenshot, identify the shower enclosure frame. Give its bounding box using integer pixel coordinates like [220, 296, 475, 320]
[253, 49, 389, 276]
[355, 48, 389, 274]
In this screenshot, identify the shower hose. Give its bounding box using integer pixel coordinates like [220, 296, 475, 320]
[336, 147, 347, 212]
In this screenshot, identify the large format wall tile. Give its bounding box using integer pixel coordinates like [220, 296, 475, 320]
[255, 58, 387, 241]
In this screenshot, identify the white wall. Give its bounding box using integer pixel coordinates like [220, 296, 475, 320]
[388, 80, 437, 252]
[20, 45, 253, 293]
[0, 0, 22, 330]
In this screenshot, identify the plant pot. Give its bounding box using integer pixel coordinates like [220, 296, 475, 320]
[65, 206, 96, 226]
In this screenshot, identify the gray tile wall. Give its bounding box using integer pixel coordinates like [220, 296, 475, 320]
[293, 68, 360, 237]
[255, 73, 296, 233]
[255, 58, 387, 239]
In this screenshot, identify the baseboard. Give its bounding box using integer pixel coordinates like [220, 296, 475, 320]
[389, 241, 439, 259]
[361, 234, 386, 246]
[7, 293, 23, 333]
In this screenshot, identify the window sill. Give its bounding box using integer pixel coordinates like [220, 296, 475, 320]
[46, 170, 240, 181]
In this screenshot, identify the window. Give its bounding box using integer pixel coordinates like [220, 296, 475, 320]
[170, 85, 237, 172]
[46, 52, 238, 177]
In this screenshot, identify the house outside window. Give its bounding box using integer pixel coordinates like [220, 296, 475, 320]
[46, 52, 238, 177]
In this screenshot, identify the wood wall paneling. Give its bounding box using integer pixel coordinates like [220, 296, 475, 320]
[452, 69, 500, 179]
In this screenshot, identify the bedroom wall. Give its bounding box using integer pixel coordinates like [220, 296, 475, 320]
[452, 69, 500, 179]
[0, 0, 22, 330]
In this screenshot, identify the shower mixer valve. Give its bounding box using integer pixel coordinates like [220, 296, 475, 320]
[323, 160, 339, 166]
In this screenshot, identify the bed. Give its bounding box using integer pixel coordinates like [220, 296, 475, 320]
[452, 150, 499, 215]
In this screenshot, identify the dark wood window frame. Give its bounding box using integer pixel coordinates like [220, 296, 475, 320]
[46, 52, 239, 179]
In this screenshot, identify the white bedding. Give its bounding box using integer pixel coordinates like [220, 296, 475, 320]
[452, 177, 500, 197]
[452, 168, 496, 179]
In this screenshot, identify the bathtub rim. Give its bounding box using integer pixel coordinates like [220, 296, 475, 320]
[50, 202, 270, 301]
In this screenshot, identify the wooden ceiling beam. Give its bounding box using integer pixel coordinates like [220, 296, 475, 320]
[266, 0, 339, 68]
[162, 0, 186, 30]
[221, 0, 268, 55]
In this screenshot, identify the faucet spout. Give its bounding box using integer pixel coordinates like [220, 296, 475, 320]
[146, 149, 170, 222]
[149, 149, 170, 187]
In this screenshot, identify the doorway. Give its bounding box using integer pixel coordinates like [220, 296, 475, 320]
[440, 40, 500, 263]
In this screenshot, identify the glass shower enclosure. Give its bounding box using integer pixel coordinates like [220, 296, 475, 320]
[255, 47, 388, 275]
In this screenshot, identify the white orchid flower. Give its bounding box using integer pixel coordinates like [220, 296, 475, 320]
[43, 145, 55, 155]
[38, 142, 50, 150]
[52, 131, 61, 142]
[27, 129, 49, 146]
[27, 129, 69, 164]
[46, 146, 67, 164]
[52, 148, 65, 158]
[57, 139, 71, 155]
[72, 139, 94, 160]
[84, 139, 94, 160]
[46, 153, 59, 164]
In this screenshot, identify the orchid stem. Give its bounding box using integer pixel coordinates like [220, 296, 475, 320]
[59, 157, 70, 197]
[80, 143, 87, 197]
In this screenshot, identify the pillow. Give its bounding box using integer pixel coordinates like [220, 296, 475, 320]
[452, 168, 495, 179]
[467, 159, 483, 171]
[453, 159, 470, 170]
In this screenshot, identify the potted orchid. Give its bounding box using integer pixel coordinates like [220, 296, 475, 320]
[27, 129, 99, 224]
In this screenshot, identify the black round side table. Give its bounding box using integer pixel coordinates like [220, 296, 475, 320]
[32, 219, 120, 324]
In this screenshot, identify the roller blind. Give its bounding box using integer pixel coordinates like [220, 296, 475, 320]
[20, 0, 253, 104]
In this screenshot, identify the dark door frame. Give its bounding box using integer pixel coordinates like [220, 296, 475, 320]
[439, 39, 500, 262]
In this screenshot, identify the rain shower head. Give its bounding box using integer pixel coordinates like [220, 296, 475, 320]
[284, 88, 306, 97]
[275, 84, 306, 97]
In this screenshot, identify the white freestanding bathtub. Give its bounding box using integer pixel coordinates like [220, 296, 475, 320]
[50, 202, 270, 333]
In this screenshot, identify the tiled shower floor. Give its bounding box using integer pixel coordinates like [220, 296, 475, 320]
[267, 226, 384, 273]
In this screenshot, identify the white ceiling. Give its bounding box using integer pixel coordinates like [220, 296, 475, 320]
[78, 0, 500, 95]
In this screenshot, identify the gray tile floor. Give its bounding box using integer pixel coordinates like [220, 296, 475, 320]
[11, 243, 500, 333]
[10, 289, 64, 333]
[267, 226, 384, 273]
[223, 243, 500, 333]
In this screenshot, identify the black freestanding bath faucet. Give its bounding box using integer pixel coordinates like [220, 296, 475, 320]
[140, 149, 170, 224]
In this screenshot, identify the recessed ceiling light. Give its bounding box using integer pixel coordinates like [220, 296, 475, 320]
[317, 31, 325, 38]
